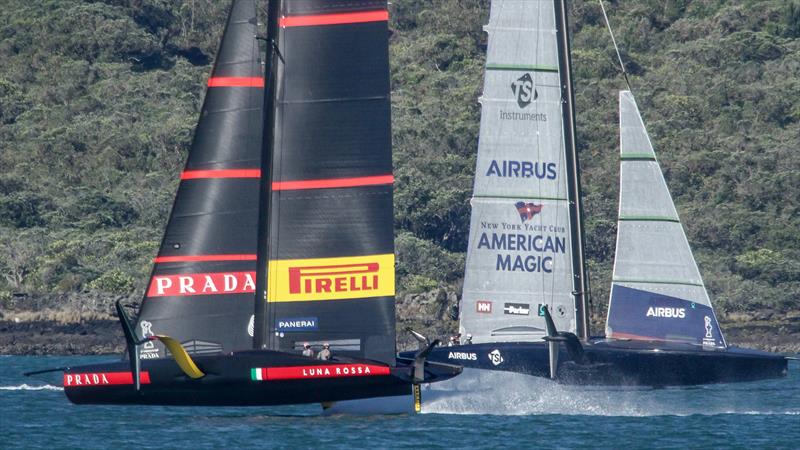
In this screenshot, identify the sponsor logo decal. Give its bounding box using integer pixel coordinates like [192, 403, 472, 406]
[504, 303, 530, 316]
[516, 202, 543, 222]
[250, 364, 390, 381]
[703, 316, 716, 347]
[488, 349, 504, 366]
[147, 271, 255, 297]
[476, 300, 493, 313]
[448, 352, 478, 361]
[268, 254, 394, 302]
[645, 307, 686, 319]
[500, 73, 547, 122]
[64, 371, 151, 387]
[276, 317, 318, 332]
[537, 304, 568, 318]
[478, 232, 566, 253]
[475, 218, 568, 274]
[486, 160, 557, 180]
[247, 315, 254, 337]
[139, 320, 159, 359]
[496, 254, 554, 273]
[511, 73, 537, 108]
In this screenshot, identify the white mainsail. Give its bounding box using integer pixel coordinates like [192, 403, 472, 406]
[459, 0, 580, 343]
[606, 91, 726, 348]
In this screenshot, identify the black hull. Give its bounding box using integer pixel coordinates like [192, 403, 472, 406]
[64, 350, 459, 406]
[402, 340, 789, 386]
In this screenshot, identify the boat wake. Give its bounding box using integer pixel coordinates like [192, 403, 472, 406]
[420, 369, 799, 417]
[0, 384, 63, 392]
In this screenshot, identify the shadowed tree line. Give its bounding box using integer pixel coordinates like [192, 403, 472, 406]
[1, 0, 798, 324]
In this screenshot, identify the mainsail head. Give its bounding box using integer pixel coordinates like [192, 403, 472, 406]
[606, 91, 726, 349]
[459, 0, 585, 343]
[134, 0, 264, 358]
[257, 0, 396, 364]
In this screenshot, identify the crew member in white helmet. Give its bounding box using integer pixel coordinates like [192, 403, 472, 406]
[317, 342, 331, 360]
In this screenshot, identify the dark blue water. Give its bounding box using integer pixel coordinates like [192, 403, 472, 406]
[2, 356, 798, 449]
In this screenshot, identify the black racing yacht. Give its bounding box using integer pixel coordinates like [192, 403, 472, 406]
[33, 0, 460, 406]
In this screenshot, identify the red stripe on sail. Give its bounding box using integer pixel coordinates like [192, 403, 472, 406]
[63, 371, 151, 387]
[181, 169, 261, 180]
[272, 174, 393, 191]
[207, 77, 264, 87]
[280, 10, 388, 28]
[153, 254, 257, 263]
[261, 364, 390, 380]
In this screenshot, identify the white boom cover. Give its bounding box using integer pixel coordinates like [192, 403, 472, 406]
[459, 0, 578, 343]
[606, 91, 725, 348]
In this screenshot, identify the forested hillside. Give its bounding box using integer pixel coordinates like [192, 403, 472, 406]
[1, 0, 799, 335]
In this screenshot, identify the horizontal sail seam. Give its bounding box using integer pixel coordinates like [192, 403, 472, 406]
[280, 95, 387, 105]
[620, 153, 656, 160]
[154, 254, 256, 263]
[280, 10, 388, 28]
[473, 194, 569, 201]
[202, 107, 262, 115]
[618, 216, 680, 223]
[486, 64, 558, 73]
[613, 278, 704, 287]
[609, 331, 703, 344]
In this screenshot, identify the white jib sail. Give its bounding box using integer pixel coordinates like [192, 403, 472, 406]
[606, 91, 725, 348]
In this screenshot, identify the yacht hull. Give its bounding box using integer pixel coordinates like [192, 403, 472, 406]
[63, 350, 459, 406]
[401, 340, 789, 386]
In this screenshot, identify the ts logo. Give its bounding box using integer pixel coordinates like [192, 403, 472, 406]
[511, 73, 537, 108]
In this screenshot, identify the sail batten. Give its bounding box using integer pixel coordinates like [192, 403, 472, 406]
[606, 91, 726, 349]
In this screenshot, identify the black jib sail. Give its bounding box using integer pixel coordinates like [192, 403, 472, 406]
[254, 0, 396, 365]
[134, 0, 264, 358]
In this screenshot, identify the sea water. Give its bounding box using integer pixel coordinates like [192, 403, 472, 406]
[2, 356, 798, 449]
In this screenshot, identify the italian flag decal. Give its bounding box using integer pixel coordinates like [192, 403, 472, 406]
[251, 368, 265, 381]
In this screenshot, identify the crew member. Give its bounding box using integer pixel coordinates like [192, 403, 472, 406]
[302, 342, 314, 358]
[464, 334, 473, 345]
[447, 336, 456, 347]
[317, 342, 331, 360]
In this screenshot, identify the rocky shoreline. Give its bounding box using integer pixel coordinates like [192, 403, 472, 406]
[1, 290, 798, 356]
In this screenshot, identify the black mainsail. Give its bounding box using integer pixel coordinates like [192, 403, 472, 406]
[254, 0, 396, 364]
[135, 0, 263, 358]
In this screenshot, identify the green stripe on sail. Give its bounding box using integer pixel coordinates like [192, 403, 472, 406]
[613, 278, 704, 287]
[486, 64, 558, 73]
[618, 216, 680, 223]
[473, 195, 569, 201]
[620, 153, 656, 161]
